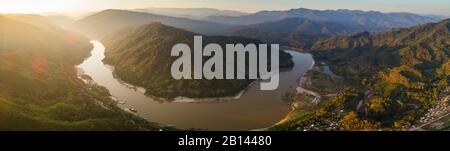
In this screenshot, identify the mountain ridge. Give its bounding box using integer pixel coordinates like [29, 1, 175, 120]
[272, 18, 449, 130]
[133, 7, 248, 20]
[207, 7, 441, 30]
[72, 9, 232, 38]
[227, 17, 359, 49]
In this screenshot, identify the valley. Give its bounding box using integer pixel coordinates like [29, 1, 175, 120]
[0, 3, 448, 131]
[77, 40, 313, 130]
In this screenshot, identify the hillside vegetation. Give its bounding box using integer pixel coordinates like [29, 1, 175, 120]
[272, 19, 449, 130]
[102, 23, 294, 98]
[0, 16, 160, 130]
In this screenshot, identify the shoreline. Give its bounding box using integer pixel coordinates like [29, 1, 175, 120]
[253, 55, 317, 131]
[81, 62, 265, 103]
[103, 60, 300, 103]
[96, 47, 301, 104]
[106, 63, 256, 103]
[295, 60, 317, 95]
[77, 43, 314, 130]
[170, 81, 258, 103]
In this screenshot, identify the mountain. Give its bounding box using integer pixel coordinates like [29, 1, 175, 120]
[0, 16, 158, 130]
[101, 23, 294, 98]
[311, 19, 449, 80]
[227, 18, 359, 49]
[2, 13, 79, 29]
[133, 7, 248, 20]
[207, 8, 441, 30]
[72, 9, 232, 38]
[1, 14, 56, 28]
[272, 19, 449, 130]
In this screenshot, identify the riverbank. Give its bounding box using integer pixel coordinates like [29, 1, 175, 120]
[75, 41, 315, 130]
[268, 60, 346, 130]
[170, 81, 257, 103]
[106, 66, 267, 103]
[81, 60, 250, 103]
[104, 59, 301, 103]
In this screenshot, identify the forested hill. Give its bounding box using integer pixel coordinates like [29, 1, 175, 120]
[273, 19, 449, 130]
[102, 23, 294, 98]
[311, 18, 449, 82]
[0, 16, 159, 130]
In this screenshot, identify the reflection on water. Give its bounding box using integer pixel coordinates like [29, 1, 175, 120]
[77, 41, 314, 130]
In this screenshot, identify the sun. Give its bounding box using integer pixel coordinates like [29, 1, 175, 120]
[0, 0, 83, 14]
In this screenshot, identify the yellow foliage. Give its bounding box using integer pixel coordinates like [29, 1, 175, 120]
[368, 98, 386, 113]
[437, 60, 450, 76]
[378, 66, 424, 88]
[340, 112, 378, 130]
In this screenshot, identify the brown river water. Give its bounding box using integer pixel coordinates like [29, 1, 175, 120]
[77, 40, 314, 130]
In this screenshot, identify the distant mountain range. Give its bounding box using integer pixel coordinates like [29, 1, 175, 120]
[71, 9, 232, 38]
[71, 7, 442, 46]
[133, 7, 248, 20]
[227, 18, 360, 49]
[207, 8, 442, 30]
[72, 8, 442, 40]
[101, 23, 294, 98]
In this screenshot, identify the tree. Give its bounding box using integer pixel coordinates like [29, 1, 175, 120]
[340, 112, 378, 130]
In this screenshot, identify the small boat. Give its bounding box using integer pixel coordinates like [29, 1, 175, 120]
[124, 108, 138, 113]
[129, 108, 138, 113]
[118, 101, 126, 104]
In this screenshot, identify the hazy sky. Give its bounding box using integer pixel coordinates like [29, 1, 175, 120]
[0, 0, 449, 16]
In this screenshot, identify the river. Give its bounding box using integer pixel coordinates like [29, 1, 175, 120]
[77, 40, 314, 130]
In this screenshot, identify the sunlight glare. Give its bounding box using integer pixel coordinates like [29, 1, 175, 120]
[0, 0, 83, 14]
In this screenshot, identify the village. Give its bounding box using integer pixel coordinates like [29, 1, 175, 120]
[410, 87, 450, 130]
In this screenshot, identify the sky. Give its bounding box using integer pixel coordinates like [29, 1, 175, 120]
[0, 0, 449, 16]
